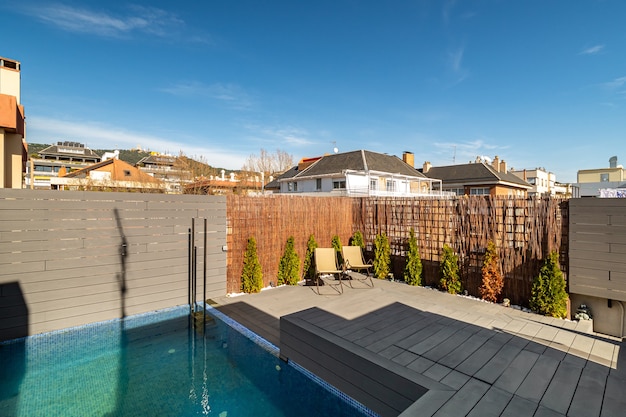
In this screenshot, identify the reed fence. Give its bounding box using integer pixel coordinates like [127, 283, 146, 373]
[227, 195, 568, 306]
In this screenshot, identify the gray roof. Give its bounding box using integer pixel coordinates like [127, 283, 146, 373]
[424, 162, 531, 188]
[293, 150, 426, 179]
[39, 142, 100, 160]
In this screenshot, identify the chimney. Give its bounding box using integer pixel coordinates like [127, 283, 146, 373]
[423, 161, 431, 173]
[402, 151, 415, 168]
[500, 160, 507, 173]
[523, 169, 527, 181]
[492, 155, 500, 172]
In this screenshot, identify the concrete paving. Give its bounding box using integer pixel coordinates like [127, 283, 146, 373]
[210, 278, 625, 417]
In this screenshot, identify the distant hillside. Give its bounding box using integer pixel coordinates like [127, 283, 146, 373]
[27, 143, 236, 174]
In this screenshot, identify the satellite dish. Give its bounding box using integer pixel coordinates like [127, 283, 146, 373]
[333, 147, 339, 154]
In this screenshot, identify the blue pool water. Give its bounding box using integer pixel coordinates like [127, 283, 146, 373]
[0, 306, 377, 417]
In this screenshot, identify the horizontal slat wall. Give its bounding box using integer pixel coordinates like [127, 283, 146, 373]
[0, 190, 226, 341]
[569, 198, 626, 301]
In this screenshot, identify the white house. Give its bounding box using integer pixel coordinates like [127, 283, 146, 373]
[276, 150, 444, 197]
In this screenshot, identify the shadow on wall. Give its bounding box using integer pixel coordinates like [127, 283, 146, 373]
[0, 281, 29, 416]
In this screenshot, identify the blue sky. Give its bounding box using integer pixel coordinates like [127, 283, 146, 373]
[3, 1, 625, 182]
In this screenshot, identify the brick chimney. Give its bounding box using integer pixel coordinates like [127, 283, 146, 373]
[492, 155, 500, 172]
[422, 161, 431, 173]
[500, 160, 507, 173]
[402, 151, 414, 168]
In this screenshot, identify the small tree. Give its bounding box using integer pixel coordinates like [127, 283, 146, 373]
[479, 240, 504, 302]
[350, 230, 365, 248]
[302, 234, 318, 283]
[373, 232, 391, 279]
[331, 234, 343, 267]
[404, 228, 422, 286]
[530, 251, 568, 318]
[241, 237, 263, 293]
[439, 244, 461, 294]
[277, 236, 300, 286]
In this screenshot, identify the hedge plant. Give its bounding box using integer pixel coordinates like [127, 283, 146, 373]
[241, 236, 263, 293]
[479, 240, 504, 302]
[439, 244, 461, 294]
[302, 234, 318, 283]
[331, 234, 344, 267]
[404, 228, 422, 286]
[530, 251, 568, 318]
[373, 232, 391, 279]
[277, 236, 300, 286]
[350, 230, 365, 248]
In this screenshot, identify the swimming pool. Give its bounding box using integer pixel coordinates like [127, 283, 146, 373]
[0, 306, 377, 417]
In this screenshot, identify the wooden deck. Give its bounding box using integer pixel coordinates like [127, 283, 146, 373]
[211, 279, 626, 417]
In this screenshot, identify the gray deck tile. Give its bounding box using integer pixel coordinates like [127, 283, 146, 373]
[515, 355, 560, 403]
[439, 370, 471, 390]
[533, 405, 566, 417]
[423, 328, 475, 362]
[601, 374, 626, 417]
[494, 349, 540, 394]
[466, 386, 513, 417]
[517, 322, 543, 340]
[474, 343, 524, 384]
[378, 344, 405, 360]
[568, 363, 608, 417]
[588, 339, 616, 368]
[532, 325, 559, 346]
[399, 389, 454, 417]
[407, 355, 436, 373]
[438, 328, 493, 369]
[395, 322, 445, 349]
[407, 325, 463, 355]
[391, 349, 420, 366]
[432, 379, 490, 417]
[524, 340, 548, 355]
[549, 328, 577, 351]
[539, 362, 583, 415]
[567, 333, 594, 360]
[456, 338, 507, 376]
[423, 362, 453, 382]
[501, 395, 539, 417]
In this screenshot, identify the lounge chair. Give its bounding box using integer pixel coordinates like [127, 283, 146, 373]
[341, 245, 374, 289]
[314, 247, 344, 295]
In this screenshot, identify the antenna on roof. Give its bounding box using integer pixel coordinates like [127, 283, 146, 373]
[453, 145, 456, 163]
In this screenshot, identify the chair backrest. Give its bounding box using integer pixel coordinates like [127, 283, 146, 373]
[342, 245, 365, 267]
[315, 248, 339, 273]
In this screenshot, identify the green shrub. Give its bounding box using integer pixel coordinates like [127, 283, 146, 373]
[302, 234, 318, 282]
[404, 228, 422, 286]
[530, 251, 568, 318]
[277, 236, 300, 285]
[241, 236, 263, 293]
[439, 244, 461, 294]
[331, 234, 343, 267]
[479, 240, 504, 302]
[373, 232, 391, 279]
[350, 230, 365, 248]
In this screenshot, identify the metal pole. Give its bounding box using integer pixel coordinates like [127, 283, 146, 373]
[203, 218, 207, 327]
[188, 227, 192, 313]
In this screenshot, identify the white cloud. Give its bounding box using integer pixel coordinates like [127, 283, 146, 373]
[22, 3, 183, 38]
[27, 116, 246, 169]
[580, 44, 605, 55]
[160, 81, 253, 110]
[446, 45, 469, 86]
[244, 124, 314, 147]
[603, 76, 626, 90]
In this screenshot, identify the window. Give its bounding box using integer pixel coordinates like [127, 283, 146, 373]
[287, 182, 293, 192]
[316, 178, 322, 190]
[123, 170, 131, 177]
[449, 188, 464, 196]
[370, 179, 377, 190]
[386, 179, 396, 192]
[470, 187, 490, 195]
[600, 173, 609, 182]
[293, 182, 298, 192]
[333, 180, 346, 189]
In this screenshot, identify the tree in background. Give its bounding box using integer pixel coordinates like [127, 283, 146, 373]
[404, 228, 422, 286]
[277, 236, 300, 285]
[241, 237, 263, 293]
[373, 232, 391, 279]
[479, 240, 504, 302]
[530, 251, 568, 318]
[302, 234, 318, 283]
[350, 230, 365, 248]
[439, 244, 461, 294]
[331, 234, 343, 267]
[242, 148, 294, 178]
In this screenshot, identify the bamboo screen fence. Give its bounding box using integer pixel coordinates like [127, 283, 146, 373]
[227, 195, 568, 306]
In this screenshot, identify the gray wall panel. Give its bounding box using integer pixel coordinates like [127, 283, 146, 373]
[0, 189, 226, 341]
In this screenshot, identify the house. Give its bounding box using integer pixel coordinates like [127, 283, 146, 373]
[51, 157, 165, 192]
[135, 153, 193, 194]
[275, 150, 444, 197]
[26, 141, 101, 189]
[0, 56, 27, 189]
[576, 156, 626, 197]
[422, 156, 531, 197]
[510, 167, 571, 197]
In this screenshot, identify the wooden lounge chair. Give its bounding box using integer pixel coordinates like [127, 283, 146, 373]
[314, 247, 344, 295]
[341, 245, 374, 289]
